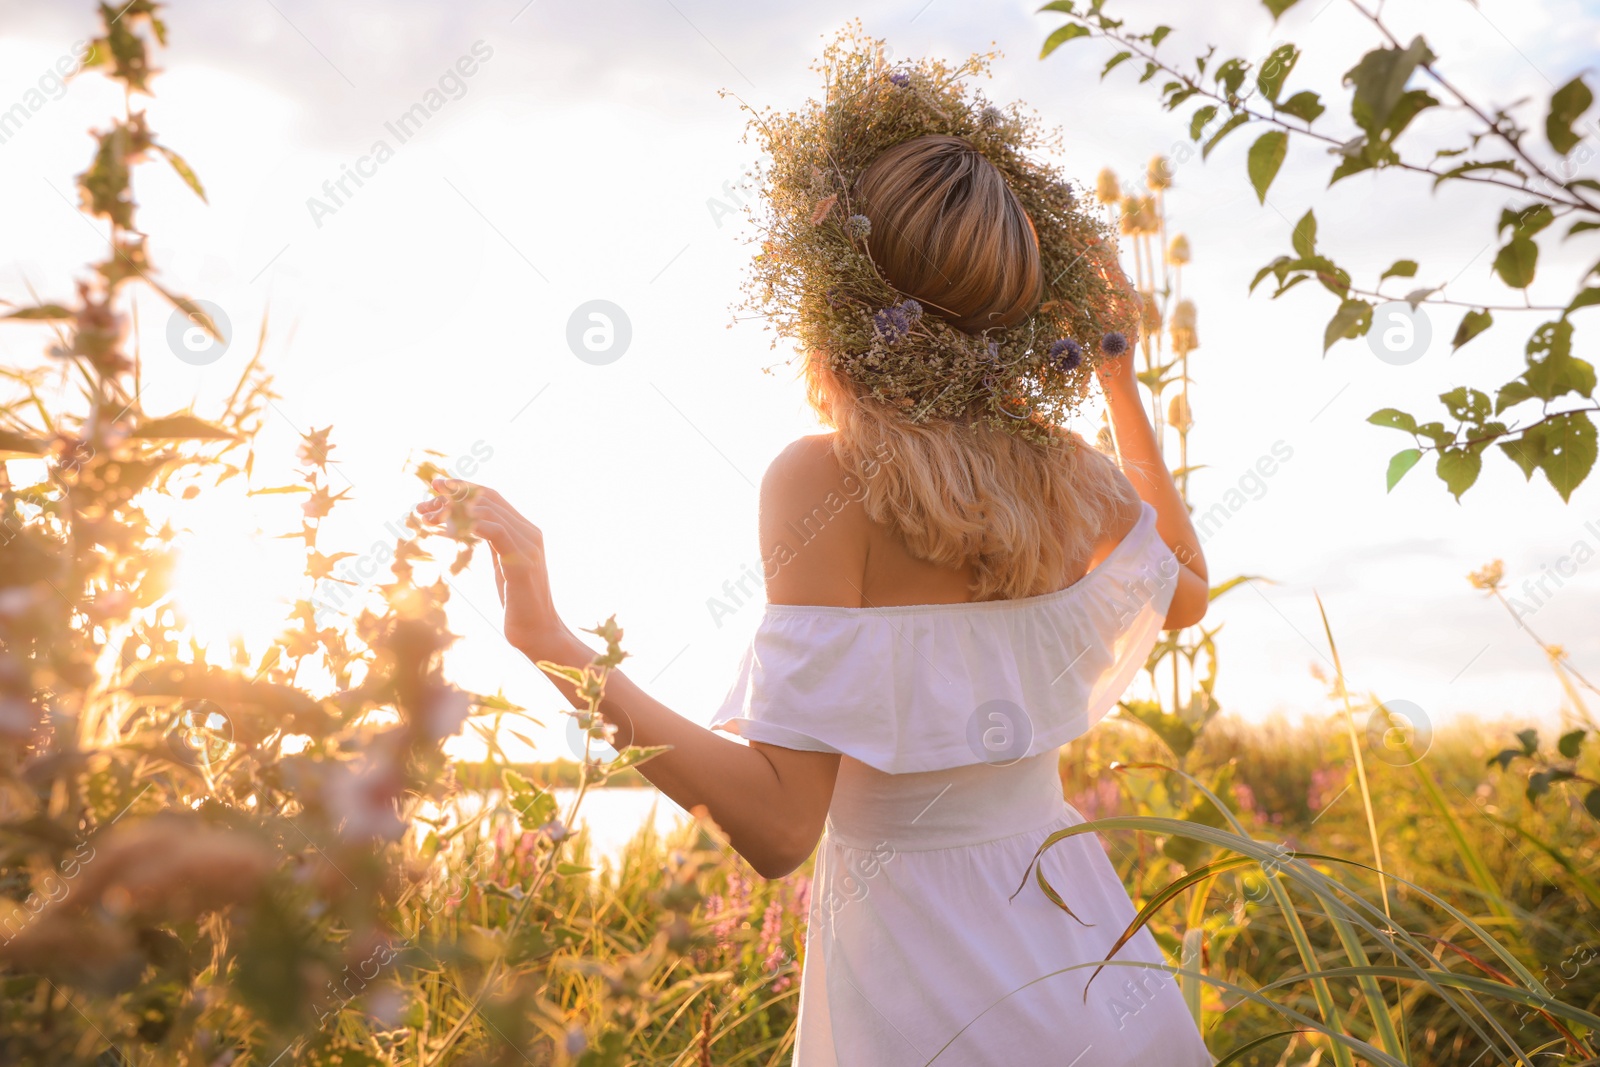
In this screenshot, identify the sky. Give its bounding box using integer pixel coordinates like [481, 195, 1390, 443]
[1, 0, 1598, 764]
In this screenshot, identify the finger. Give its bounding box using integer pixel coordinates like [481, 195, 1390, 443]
[469, 520, 517, 559]
[491, 548, 506, 607]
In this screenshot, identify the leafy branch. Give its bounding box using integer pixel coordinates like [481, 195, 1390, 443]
[1040, 0, 1600, 501]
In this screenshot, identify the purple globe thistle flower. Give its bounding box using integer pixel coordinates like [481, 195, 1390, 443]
[899, 298, 923, 323]
[1100, 330, 1128, 356]
[873, 305, 911, 343]
[1048, 337, 1083, 372]
[846, 214, 872, 239]
[889, 70, 911, 87]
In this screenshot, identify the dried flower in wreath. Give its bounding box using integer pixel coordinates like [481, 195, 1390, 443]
[727, 22, 1140, 443]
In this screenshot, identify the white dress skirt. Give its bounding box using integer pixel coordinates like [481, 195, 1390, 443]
[711, 502, 1216, 1067]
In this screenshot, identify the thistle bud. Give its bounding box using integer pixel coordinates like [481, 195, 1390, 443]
[1139, 289, 1161, 335]
[1169, 299, 1199, 354]
[1167, 234, 1191, 265]
[1167, 393, 1193, 433]
[1095, 168, 1121, 205]
[1147, 155, 1174, 190]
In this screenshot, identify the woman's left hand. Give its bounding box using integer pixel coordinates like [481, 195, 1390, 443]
[416, 480, 570, 659]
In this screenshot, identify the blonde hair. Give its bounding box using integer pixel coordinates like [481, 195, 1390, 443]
[854, 134, 1043, 333]
[808, 134, 1137, 600]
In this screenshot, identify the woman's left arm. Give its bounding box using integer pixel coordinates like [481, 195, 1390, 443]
[1099, 343, 1210, 629]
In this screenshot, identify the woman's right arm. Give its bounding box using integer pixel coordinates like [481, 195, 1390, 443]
[417, 456, 844, 880]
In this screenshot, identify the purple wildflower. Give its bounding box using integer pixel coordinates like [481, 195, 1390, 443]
[984, 340, 1000, 363]
[889, 70, 911, 87]
[846, 214, 872, 239]
[1100, 330, 1128, 356]
[873, 305, 911, 343]
[899, 298, 923, 323]
[1048, 338, 1083, 372]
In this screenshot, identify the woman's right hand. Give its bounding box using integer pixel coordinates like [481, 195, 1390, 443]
[416, 479, 571, 660]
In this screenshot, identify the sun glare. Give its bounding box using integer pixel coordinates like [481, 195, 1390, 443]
[167, 487, 306, 665]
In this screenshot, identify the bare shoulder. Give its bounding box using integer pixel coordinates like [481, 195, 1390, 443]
[758, 434, 870, 607]
[1086, 461, 1144, 571]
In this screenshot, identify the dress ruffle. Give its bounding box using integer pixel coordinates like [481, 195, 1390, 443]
[710, 502, 1179, 773]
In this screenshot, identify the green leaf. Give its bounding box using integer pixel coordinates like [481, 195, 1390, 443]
[1276, 90, 1325, 124]
[2, 304, 74, 321]
[1547, 76, 1594, 155]
[1386, 448, 1422, 491]
[1256, 44, 1298, 103]
[1433, 158, 1523, 189]
[1451, 309, 1493, 350]
[1567, 288, 1600, 315]
[1440, 387, 1491, 423]
[1518, 728, 1541, 755]
[556, 863, 593, 876]
[1536, 411, 1597, 502]
[1150, 26, 1172, 47]
[1493, 235, 1538, 289]
[1368, 408, 1418, 432]
[1246, 131, 1288, 204]
[1041, 22, 1091, 58]
[1262, 0, 1302, 17]
[1499, 204, 1554, 238]
[1189, 104, 1218, 140]
[130, 415, 239, 441]
[1102, 51, 1132, 79]
[1291, 209, 1317, 258]
[1568, 220, 1600, 239]
[1322, 298, 1372, 352]
[1343, 36, 1436, 138]
[1380, 260, 1417, 281]
[1201, 112, 1250, 160]
[154, 144, 207, 203]
[1436, 447, 1482, 500]
[1523, 319, 1594, 400]
[1558, 729, 1587, 759]
[1586, 787, 1600, 822]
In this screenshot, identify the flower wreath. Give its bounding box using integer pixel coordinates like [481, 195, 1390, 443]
[730, 25, 1140, 445]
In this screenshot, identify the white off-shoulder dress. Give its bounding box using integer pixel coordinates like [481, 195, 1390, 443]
[711, 502, 1214, 1067]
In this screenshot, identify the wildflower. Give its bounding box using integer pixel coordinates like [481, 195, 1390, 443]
[1468, 560, 1504, 591]
[417, 685, 471, 741]
[873, 305, 911, 343]
[899, 298, 923, 322]
[1167, 234, 1191, 265]
[984, 340, 1000, 362]
[1306, 766, 1348, 813]
[564, 1027, 588, 1057]
[758, 897, 787, 972]
[1048, 337, 1083, 372]
[888, 70, 910, 87]
[1231, 782, 1258, 817]
[846, 213, 872, 239]
[538, 818, 571, 844]
[979, 105, 1005, 129]
[1095, 168, 1120, 204]
[1169, 299, 1199, 354]
[1147, 154, 1174, 190]
[327, 756, 405, 842]
[810, 194, 838, 224]
[1100, 331, 1128, 357]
